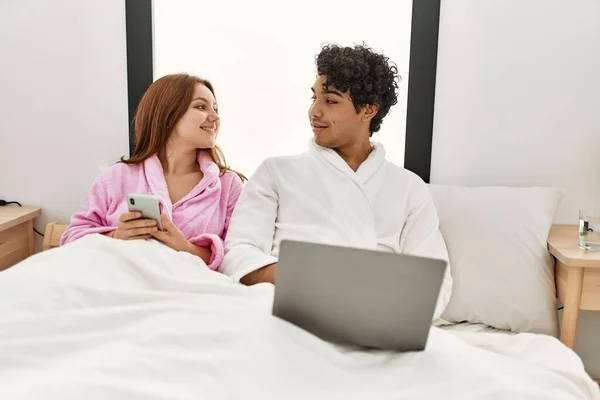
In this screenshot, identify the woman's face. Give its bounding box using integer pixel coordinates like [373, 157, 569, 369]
[172, 83, 220, 150]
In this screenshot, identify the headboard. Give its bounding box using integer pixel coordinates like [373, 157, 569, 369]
[42, 222, 67, 251]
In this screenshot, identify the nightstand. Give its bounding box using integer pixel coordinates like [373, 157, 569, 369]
[0, 206, 42, 271]
[548, 224, 600, 384]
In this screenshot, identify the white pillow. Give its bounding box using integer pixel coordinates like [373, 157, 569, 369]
[429, 185, 564, 336]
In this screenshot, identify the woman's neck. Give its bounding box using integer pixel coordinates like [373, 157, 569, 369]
[158, 146, 199, 174]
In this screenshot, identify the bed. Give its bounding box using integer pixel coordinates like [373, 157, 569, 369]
[0, 186, 599, 399]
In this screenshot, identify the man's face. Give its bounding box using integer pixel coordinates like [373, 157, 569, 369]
[308, 75, 365, 149]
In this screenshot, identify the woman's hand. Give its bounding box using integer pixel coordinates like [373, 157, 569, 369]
[151, 214, 212, 264]
[150, 214, 189, 252]
[110, 211, 158, 240]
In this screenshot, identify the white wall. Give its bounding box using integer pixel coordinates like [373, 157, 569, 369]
[0, 0, 130, 249]
[431, 0, 600, 376]
[153, 0, 412, 177]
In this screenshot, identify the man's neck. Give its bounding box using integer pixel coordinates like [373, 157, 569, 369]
[334, 139, 373, 172]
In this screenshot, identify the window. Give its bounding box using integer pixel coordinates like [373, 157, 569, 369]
[153, 0, 413, 176]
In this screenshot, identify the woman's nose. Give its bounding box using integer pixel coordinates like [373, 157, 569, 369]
[207, 110, 219, 122]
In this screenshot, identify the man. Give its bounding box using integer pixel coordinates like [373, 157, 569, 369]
[220, 43, 452, 320]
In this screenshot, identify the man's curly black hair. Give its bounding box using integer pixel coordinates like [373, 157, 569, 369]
[315, 43, 400, 136]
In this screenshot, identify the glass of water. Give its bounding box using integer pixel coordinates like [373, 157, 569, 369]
[579, 209, 600, 251]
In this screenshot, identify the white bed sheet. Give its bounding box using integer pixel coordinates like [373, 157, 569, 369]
[0, 235, 597, 400]
[440, 322, 516, 334]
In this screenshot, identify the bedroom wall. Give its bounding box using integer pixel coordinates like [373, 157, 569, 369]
[431, 0, 600, 376]
[0, 0, 130, 250]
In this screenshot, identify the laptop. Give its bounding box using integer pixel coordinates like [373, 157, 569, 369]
[272, 240, 447, 352]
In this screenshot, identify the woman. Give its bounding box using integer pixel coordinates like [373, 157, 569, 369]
[61, 73, 245, 270]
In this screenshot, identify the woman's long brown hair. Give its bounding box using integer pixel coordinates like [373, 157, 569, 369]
[121, 73, 246, 181]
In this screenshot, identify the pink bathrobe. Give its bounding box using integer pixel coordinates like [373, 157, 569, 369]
[61, 151, 243, 270]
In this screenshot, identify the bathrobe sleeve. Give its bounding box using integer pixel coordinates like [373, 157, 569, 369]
[220, 161, 279, 281]
[60, 174, 115, 246]
[188, 175, 244, 271]
[221, 174, 244, 239]
[399, 179, 453, 322]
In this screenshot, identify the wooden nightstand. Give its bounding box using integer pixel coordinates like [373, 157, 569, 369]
[0, 206, 41, 271]
[548, 224, 600, 384]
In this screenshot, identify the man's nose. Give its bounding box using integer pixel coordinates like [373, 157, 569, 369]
[310, 103, 323, 119]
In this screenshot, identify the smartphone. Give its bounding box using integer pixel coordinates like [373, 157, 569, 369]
[126, 193, 163, 231]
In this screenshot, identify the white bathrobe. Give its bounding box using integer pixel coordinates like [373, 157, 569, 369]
[221, 139, 453, 320]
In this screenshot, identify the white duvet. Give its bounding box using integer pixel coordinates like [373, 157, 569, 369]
[0, 235, 597, 400]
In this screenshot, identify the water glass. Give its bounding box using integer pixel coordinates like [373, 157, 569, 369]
[578, 209, 600, 251]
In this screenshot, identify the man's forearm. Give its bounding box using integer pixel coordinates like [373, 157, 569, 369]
[240, 263, 278, 285]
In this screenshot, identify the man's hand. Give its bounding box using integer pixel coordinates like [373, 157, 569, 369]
[240, 263, 278, 285]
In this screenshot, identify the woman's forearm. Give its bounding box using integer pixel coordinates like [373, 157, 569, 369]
[185, 242, 212, 265]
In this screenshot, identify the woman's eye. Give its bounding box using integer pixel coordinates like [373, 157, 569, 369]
[196, 105, 205, 110]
